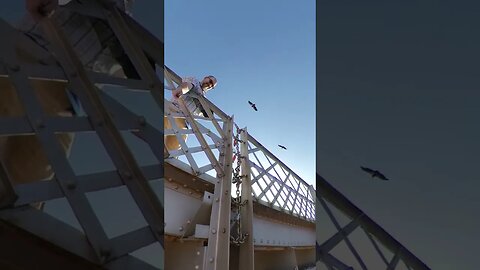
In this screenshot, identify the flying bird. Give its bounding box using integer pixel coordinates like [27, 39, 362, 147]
[248, 101, 258, 111]
[278, 144, 287, 150]
[360, 166, 389, 180]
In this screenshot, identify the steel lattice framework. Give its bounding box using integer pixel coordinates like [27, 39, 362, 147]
[315, 174, 431, 270]
[164, 69, 316, 223]
[0, 1, 164, 269]
[0, 1, 432, 269]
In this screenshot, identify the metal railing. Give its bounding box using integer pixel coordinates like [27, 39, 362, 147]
[164, 68, 315, 222]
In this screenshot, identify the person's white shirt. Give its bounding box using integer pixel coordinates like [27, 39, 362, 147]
[171, 77, 207, 116]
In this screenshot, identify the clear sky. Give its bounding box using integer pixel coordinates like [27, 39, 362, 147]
[165, 0, 316, 187]
[318, 1, 480, 269]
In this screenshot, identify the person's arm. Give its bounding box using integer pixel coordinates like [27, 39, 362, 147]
[172, 81, 193, 99]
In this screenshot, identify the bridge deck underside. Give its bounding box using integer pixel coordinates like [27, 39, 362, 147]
[164, 162, 315, 248]
[0, 219, 103, 270]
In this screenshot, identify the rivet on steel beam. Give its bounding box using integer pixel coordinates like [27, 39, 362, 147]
[195, 266, 199, 269]
[222, 228, 226, 233]
[196, 251, 201, 255]
[188, 191, 193, 195]
[209, 257, 214, 263]
[186, 220, 191, 224]
[179, 226, 184, 231]
[174, 185, 179, 190]
[191, 178, 196, 182]
[168, 178, 173, 182]
[215, 198, 219, 202]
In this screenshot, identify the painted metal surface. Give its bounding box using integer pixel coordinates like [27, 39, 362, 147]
[0, 3, 164, 269]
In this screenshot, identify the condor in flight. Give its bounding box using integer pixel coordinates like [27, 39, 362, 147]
[278, 144, 287, 150]
[248, 101, 258, 111]
[360, 166, 389, 181]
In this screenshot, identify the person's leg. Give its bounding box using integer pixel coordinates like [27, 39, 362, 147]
[164, 116, 188, 152]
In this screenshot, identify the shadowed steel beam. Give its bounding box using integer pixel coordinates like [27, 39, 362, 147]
[363, 228, 389, 266]
[317, 244, 353, 270]
[318, 196, 368, 270]
[387, 248, 401, 270]
[103, 4, 163, 108]
[0, 20, 111, 261]
[319, 218, 362, 252]
[39, 17, 164, 247]
[14, 164, 161, 206]
[317, 174, 431, 270]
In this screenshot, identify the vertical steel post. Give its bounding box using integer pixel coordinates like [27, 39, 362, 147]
[204, 116, 234, 270]
[239, 128, 255, 270]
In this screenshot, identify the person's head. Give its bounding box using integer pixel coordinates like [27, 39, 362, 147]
[201, 76, 217, 92]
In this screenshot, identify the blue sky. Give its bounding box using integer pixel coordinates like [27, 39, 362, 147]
[165, 0, 316, 187]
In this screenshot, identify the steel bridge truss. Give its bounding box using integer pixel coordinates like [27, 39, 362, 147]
[0, 0, 432, 269]
[315, 174, 431, 270]
[164, 68, 316, 270]
[0, 1, 165, 269]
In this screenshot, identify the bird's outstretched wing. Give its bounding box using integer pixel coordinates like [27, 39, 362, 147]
[360, 166, 375, 174]
[248, 101, 258, 111]
[278, 144, 287, 150]
[376, 172, 389, 181]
